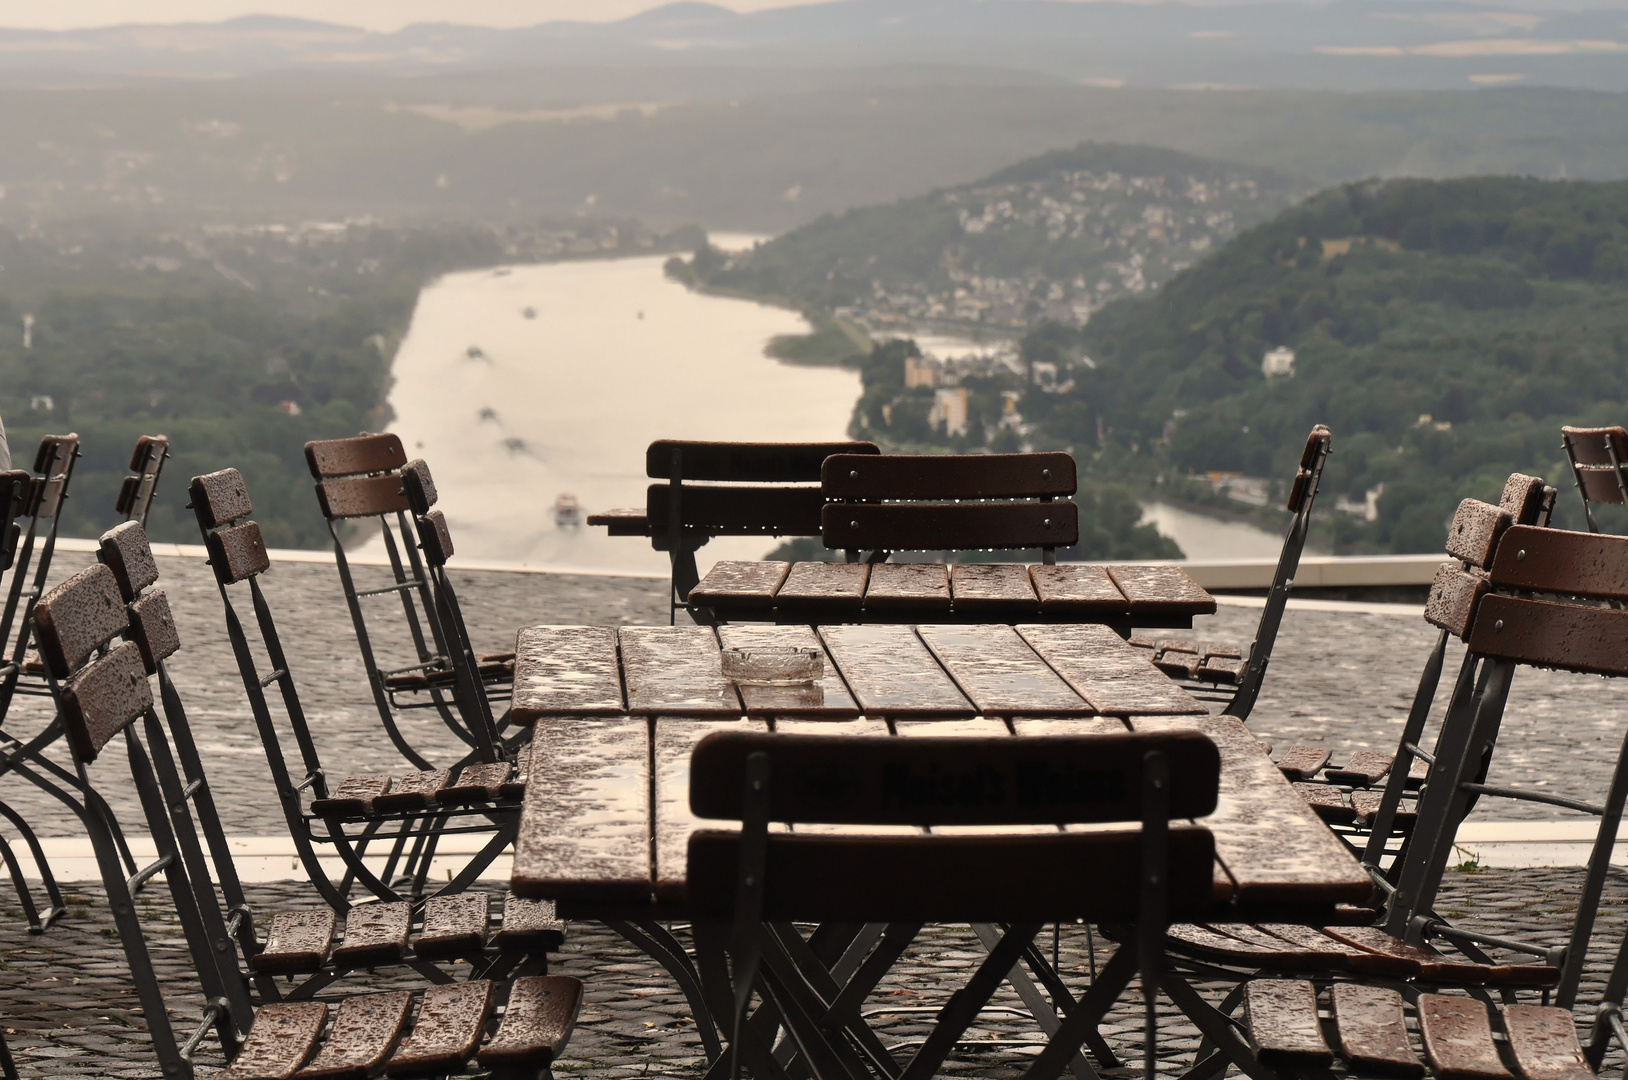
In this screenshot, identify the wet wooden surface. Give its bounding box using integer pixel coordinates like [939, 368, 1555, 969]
[817, 624, 975, 718]
[653, 718, 766, 902]
[863, 563, 951, 611]
[1245, 980, 1333, 1067]
[774, 562, 869, 611]
[511, 626, 625, 721]
[1018, 624, 1207, 715]
[511, 717, 651, 905]
[1029, 564, 1129, 614]
[687, 560, 790, 607]
[619, 626, 740, 715]
[1131, 715, 1373, 903]
[917, 624, 1092, 717]
[717, 624, 859, 718]
[948, 564, 1039, 612]
[1106, 565, 1218, 615]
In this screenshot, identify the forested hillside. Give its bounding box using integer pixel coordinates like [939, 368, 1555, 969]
[1016, 177, 1628, 551]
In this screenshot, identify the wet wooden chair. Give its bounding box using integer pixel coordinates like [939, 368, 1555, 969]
[28, 551, 581, 1080]
[114, 434, 169, 526]
[1561, 425, 1628, 533]
[687, 728, 1221, 1080]
[587, 439, 880, 623]
[1139, 424, 1332, 720]
[0, 433, 81, 716]
[189, 467, 520, 905]
[305, 433, 510, 771]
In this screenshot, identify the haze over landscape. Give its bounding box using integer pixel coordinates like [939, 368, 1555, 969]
[5, 0, 1628, 559]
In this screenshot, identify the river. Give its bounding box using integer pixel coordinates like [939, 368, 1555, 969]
[372, 250, 1282, 573]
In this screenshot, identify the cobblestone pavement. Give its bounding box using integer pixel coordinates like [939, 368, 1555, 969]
[1, 869, 1625, 1079]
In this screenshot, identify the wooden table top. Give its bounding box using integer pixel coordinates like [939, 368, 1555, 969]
[508, 624, 1373, 918]
[687, 560, 1216, 628]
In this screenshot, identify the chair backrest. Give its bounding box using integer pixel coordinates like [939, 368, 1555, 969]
[115, 435, 170, 526]
[1224, 424, 1331, 720]
[819, 451, 1079, 564]
[1560, 425, 1628, 532]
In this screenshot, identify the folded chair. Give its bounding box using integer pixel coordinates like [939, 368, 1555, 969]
[0, 433, 81, 715]
[687, 728, 1221, 1080]
[1137, 424, 1332, 720]
[28, 553, 582, 1080]
[115, 434, 170, 526]
[188, 467, 521, 907]
[305, 433, 510, 772]
[1561, 425, 1628, 533]
[588, 439, 881, 623]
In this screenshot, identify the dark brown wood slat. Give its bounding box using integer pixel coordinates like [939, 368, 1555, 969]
[34, 564, 129, 678]
[688, 560, 791, 609]
[1427, 563, 1490, 638]
[1577, 465, 1628, 504]
[822, 452, 1076, 498]
[1104, 565, 1217, 615]
[437, 762, 513, 805]
[129, 591, 181, 674]
[413, 893, 490, 961]
[645, 484, 825, 535]
[717, 625, 858, 718]
[511, 716, 652, 906]
[1029, 564, 1129, 615]
[189, 467, 254, 528]
[477, 975, 584, 1069]
[817, 624, 974, 718]
[494, 896, 565, 953]
[1012, 717, 1131, 736]
[1133, 716, 1373, 904]
[331, 902, 410, 967]
[304, 433, 408, 479]
[511, 626, 626, 722]
[1330, 984, 1425, 1079]
[654, 718, 767, 903]
[916, 624, 1092, 716]
[775, 562, 870, 613]
[217, 1002, 327, 1080]
[1322, 927, 1558, 986]
[1195, 654, 1246, 684]
[1563, 425, 1628, 467]
[1208, 923, 1352, 969]
[61, 642, 152, 762]
[1351, 790, 1416, 828]
[863, 563, 951, 611]
[1503, 1005, 1594, 1080]
[1486, 524, 1628, 599]
[647, 440, 878, 481]
[1256, 924, 1418, 977]
[251, 910, 335, 973]
[1325, 751, 1394, 786]
[383, 980, 494, 1077]
[1300, 425, 1333, 471]
[1446, 499, 1513, 570]
[314, 474, 409, 520]
[823, 501, 1079, 554]
[295, 992, 413, 1080]
[99, 520, 160, 601]
[1468, 595, 1628, 678]
[372, 769, 452, 813]
[619, 626, 740, 716]
[1417, 994, 1514, 1080]
[310, 776, 390, 818]
[1167, 923, 1282, 965]
[1245, 980, 1333, 1068]
[584, 507, 648, 535]
[1295, 783, 1355, 823]
[206, 522, 272, 584]
[949, 563, 1039, 613]
[1501, 472, 1548, 525]
[1276, 746, 1331, 780]
[1017, 624, 1207, 715]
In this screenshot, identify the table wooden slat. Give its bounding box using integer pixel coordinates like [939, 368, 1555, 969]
[619, 626, 741, 715]
[949, 563, 1039, 613]
[863, 563, 951, 611]
[892, 718, 1011, 737]
[717, 624, 860, 718]
[1131, 715, 1373, 904]
[1016, 624, 1208, 716]
[688, 560, 790, 609]
[817, 625, 975, 718]
[510, 626, 626, 721]
[1011, 717, 1132, 736]
[654, 718, 768, 903]
[1029, 565, 1130, 615]
[1105, 565, 1218, 615]
[771, 717, 891, 737]
[917, 624, 1094, 717]
[775, 562, 870, 613]
[511, 718, 651, 904]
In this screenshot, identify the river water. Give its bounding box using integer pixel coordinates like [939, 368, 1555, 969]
[372, 251, 1282, 573]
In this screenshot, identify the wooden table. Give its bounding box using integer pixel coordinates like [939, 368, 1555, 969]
[686, 560, 1216, 628]
[507, 623, 1369, 917]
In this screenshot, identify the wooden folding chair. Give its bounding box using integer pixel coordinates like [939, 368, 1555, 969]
[686, 729, 1220, 1080]
[114, 434, 169, 526]
[28, 554, 582, 1080]
[188, 467, 520, 907]
[1561, 425, 1628, 533]
[588, 439, 881, 624]
[305, 433, 510, 771]
[0, 433, 81, 717]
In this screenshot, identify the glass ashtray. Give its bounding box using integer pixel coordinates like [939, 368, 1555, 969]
[721, 646, 824, 686]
